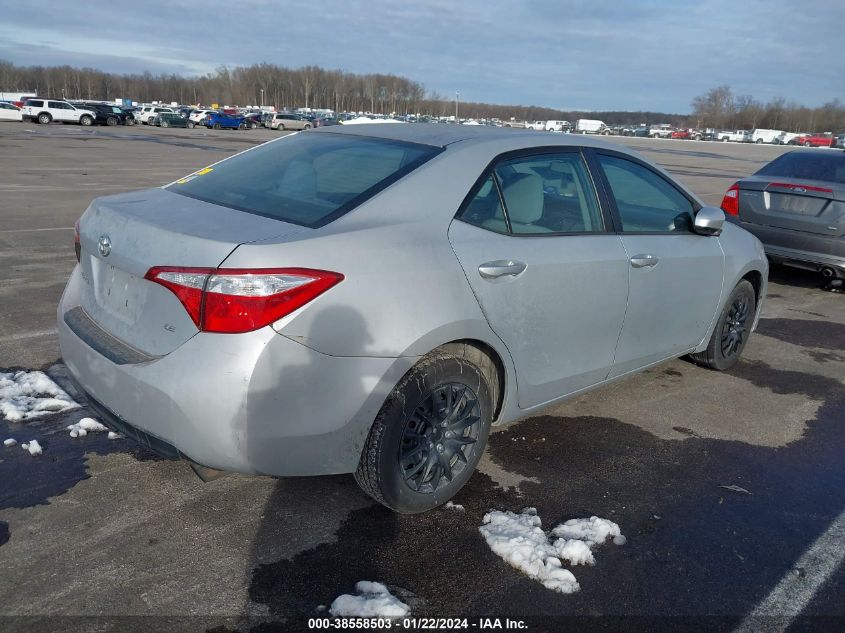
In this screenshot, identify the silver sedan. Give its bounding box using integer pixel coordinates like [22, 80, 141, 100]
[58, 125, 768, 513]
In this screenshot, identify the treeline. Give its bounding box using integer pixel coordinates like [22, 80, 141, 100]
[691, 85, 844, 133]
[2, 60, 841, 131]
[0, 59, 689, 123]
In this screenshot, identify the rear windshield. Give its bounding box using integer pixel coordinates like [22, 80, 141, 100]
[756, 152, 845, 184]
[168, 132, 441, 227]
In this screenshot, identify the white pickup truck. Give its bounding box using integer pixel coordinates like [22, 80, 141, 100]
[716, 130, 751, 142]
[526, 120, 546, 131]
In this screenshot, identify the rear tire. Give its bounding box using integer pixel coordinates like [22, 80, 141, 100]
[803, 141, 812, 147]
[688, 280, 756, 371]
[755, 138, 763, 144]
[187, 121, 195, 129]
[303, 123, 312, 129]
[355, 344, 497, 513]
[213, 123, 220, 130]
[161, 120, 169, 128]
[106, 116, 118, 126]
[38, 113, 52, 125]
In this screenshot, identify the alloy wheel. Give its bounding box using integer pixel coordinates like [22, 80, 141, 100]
[399, 382, 482, 494]
[721, 296, 750, 357]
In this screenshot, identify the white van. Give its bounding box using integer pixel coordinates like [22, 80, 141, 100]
[545, 120, 570, 132]
[751, 129, 785, 144]
[575, 119, 606, 134]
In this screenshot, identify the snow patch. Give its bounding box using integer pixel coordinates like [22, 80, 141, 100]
[444, 501, 465, 512]
[551, 516, 623, 547]
[341, 116, 403, 125]
[67, 417, 108, 438]
[20, 440, 43, 456]
[0, 371, 79, 422]
[4, 438, 17, 447]
[479, 508, 624, 594]
[329, 581, 410, 618]
[108, 431, 122, 440]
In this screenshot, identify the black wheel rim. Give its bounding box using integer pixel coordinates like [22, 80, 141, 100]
[399, 382, 481, 494]
[721, 295, 750, 357]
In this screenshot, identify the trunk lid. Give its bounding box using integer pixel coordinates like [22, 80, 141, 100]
[738, 177, 845, 238]
[77, 188, 305, 356]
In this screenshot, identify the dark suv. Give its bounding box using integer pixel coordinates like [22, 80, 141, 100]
[79, 102, 134, 126]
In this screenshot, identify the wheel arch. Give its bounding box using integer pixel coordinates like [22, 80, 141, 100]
[430, 338, 507, 423]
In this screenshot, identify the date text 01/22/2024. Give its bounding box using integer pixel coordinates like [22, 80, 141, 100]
[307, 617, 528, 629]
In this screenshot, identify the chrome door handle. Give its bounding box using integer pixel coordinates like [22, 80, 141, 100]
[630, 254, 659, 268]
[478, 260, 527, 279]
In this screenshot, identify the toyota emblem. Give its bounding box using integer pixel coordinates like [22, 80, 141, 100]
[98, 235, 112, 257]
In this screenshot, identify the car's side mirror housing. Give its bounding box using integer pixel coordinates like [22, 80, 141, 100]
[694, 206, 725, 236]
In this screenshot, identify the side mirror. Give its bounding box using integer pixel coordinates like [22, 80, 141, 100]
[694, 206, 725, 236]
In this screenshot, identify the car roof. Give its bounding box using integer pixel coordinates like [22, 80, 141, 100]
[309, 122, 620, 151]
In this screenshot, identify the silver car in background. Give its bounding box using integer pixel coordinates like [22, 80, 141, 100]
[58, 125, 768, 513]
[721, 149, 845, 282]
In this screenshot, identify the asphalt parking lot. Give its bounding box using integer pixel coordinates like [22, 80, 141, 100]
[0, 124, 843, 632]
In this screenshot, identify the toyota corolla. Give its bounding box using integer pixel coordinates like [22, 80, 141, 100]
[58, 125, 768, 513]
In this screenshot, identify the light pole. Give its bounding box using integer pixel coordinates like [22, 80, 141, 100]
[455, 91, 459, 122]
[260, 88, 264, 109]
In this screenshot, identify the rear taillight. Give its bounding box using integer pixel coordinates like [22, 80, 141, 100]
[720, 182, 740, 216]
[73, 220, 81, 262]
[145, 267, 344, 334]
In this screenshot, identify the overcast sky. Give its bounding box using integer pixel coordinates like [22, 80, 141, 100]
[1, 0, 842, 113]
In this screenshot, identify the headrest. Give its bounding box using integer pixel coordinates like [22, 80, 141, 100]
[501, 173, 544, 224]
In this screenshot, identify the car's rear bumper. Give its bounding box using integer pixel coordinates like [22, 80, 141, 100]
[734, 221, 845, 274]
[57, 266, 416, 476]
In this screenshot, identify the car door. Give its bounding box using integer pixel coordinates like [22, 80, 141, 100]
[47, 101, 71, 122]
[448, 149, 630, 408]
[589, 150, 724, 376]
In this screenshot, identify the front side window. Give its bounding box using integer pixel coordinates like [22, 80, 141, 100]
[457, 152, 604, 235]
[168, 133, 440, 228]
[597, 154, 694, 233]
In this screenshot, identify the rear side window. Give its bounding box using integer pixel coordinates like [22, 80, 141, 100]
[756, 152, 845, 184]
[168, 132, 441, 228]
[28, 100, 43, 107]
[457, 152, 603, 235]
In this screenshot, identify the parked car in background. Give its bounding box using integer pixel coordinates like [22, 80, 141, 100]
[243, 113, 263, 129]
[80, 102, 133, 126]
[670, 129, 691, 140]
[0, 102, 23, 121]
[313, 116, 339, 127]
[140, 106, 175, 125]
[721, 149, 844, 281]
[22, 99, 96, 126]
[269, 112, 312, 130]
[775, 132, 807, 145]
[60, 126, 767, 513]
[632, 125, 650, 137]
[716, 130, 752, 142]
[545, 120, 570, 132]
[649, 124, 674, 138]
[190, 109, 216, 125]
[575, 119, 606, 134]
[691, 128, 716, 141]
[751, 129, 785, 144]
[526, 120, 547, 131]
[836, 134, 845, 149]
[793, 133, 835, 148]
[204, 112, 246, 129]
[152, 112, 195, 128]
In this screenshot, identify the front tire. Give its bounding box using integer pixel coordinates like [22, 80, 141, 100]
[187, 121, 195, 129]
[355, 345, 496, 513]
[688, 280, 756, 371]
[803, 141, 812, 147]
